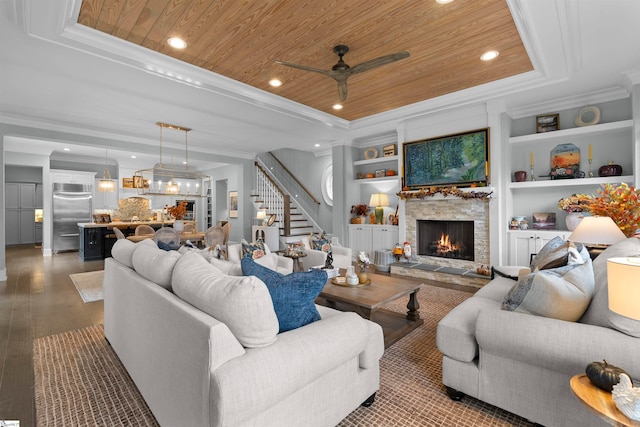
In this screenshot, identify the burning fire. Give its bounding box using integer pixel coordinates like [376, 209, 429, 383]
[436, 233, 460, 254]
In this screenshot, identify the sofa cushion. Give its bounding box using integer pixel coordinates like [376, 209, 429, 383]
[241, 257, 327, 332]
[111, 238, 138, 268]
[172, 252, 279, 348]
[209, 257, 243, 276]
[131, 239, 181, 290]
[502, 242, 595, 321]
[530, 236, 572, 271]
[580, 237, 640, 337]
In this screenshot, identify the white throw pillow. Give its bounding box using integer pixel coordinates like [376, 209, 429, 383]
[172, 252, 278, 348]
[132, 239, 182, 290]
[209, 257, 243, 276]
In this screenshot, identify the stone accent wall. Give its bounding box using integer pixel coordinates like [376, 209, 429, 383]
[405, 197, 490, 270]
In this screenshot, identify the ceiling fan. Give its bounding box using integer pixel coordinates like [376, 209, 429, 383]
[275, 45, 410, 102]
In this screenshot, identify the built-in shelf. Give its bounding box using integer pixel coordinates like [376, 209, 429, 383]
[355, 176, 401, 185]
[508, 175, 632, 190]
[353, 155, 398, 166]
[508, 120, 633, 145]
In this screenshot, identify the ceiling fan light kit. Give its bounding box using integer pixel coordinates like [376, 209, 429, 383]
[276, 45, 409, 102]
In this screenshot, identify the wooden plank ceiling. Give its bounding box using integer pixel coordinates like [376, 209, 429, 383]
[78, 0, 532, 121]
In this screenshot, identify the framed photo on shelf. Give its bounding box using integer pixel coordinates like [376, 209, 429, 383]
[122, 177, 134, 188]
[532, 212, 556, 230]
[375, 169, 386, 178]
[536, 113, 559, 133]
[93, 213, 111, 224]
[229, 191, 238, 218]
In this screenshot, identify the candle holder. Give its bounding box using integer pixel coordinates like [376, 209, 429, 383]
[530, 165, 536, 181]
[588, 159, 594, 178]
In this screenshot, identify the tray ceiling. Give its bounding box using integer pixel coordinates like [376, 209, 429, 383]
[77, 0, 533, 121]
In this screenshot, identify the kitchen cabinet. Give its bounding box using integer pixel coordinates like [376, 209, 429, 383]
[79, 226, 103, 261]
[508, 230, 569, 266]
[51, 170, 96, 185]
[348, 224, 399, 256]
[5, 183, 36, 245]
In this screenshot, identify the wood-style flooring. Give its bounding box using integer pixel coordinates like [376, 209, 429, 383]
[0, 245, 104, 426]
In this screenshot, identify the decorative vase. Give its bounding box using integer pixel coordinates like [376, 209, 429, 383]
[565, 212, 584, 231]
[346, 266, 359, 286]
[358, 271, 368, 284]
[173, 219, 185, 232]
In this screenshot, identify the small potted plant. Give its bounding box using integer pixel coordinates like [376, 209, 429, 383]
[350, 204, 371, 224]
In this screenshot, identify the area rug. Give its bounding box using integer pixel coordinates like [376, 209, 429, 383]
[69, 270, 104, 303]
[34, 285, 534, 426]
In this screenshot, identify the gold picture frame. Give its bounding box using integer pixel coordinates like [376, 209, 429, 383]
[536, 113, 559, 133]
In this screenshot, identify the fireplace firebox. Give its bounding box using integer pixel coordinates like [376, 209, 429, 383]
[417, 220, 474, 261]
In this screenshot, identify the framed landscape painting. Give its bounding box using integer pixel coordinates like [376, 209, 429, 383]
[403, 128, 489, 188]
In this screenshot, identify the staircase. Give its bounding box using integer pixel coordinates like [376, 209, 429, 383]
[254, 154, 321, 245]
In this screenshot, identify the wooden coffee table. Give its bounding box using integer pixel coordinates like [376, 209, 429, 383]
[570, 374, 640, 426]
[317, 273, 423, 348]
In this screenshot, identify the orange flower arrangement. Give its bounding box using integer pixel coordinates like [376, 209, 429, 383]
[587, 183, 640, 237]
[166, 201, 188, 220]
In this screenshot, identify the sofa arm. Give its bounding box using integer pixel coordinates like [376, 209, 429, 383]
[476, 309, 640, 380]
[276, 254, 294, 274]
[211, 312, 383, 421]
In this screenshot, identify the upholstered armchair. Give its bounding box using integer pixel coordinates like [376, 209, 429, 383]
[227, 242, 293, 275]
[298, 237, 352, 270]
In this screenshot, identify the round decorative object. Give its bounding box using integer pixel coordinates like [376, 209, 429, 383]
[358, 272, 369, 284]
[332, 277, 370, 287]
[266, 214, 276, 226]
[598, 163, 623, 177]
[365, 172, 375, 179]
[575, 106, 601, 127]
[514, 170, 527, 182]
[386, 169, 396, 176]
[321, 164, 333, 206]
[586, 360, 630, 392]
[565, 212, 584, 231]
[363, 147, 378, 160]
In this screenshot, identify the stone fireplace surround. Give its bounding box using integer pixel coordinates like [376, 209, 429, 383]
[390, 197, 491, 288]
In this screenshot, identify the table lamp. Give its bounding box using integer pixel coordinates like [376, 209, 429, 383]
[369, 193, 389, 224]
[256, 209, 266, 226]
[607, 257, 640, 320]
[568, 216, 626, 258]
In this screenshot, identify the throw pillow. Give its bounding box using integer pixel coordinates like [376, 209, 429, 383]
[310, 231, 331, 252]
[580, 237, 640, 337]
[172, 252, 279, 348]
[241, 239, 266, 259]
[530, 236, 574, 271]
[209, 256, 243, 276]
[502, 242, 595, 321]
[111, 238, 137, 268]
[241, 257, 328, 332]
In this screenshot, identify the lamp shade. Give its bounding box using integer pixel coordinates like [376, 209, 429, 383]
[369, 193, 389, 207]
[607, 257, 640, 320]
[256, 210, 266, 220]
[568, 216, 626, 246]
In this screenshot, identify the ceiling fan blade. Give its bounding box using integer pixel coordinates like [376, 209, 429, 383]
[348, 51, 410, 75]
[338, 80, 348, 102]
[274, 60, 331, 76]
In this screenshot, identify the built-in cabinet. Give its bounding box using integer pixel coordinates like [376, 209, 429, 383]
[5, 183, 36, 245]
[508, 230, 570, 266]
[51, 170, 95, 185]
[353, 155, 401, 185]
[348, 224, 399, 257]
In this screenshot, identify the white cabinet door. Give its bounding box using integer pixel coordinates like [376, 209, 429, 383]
[348, 225, 373, 255]
[509, 231, 569, 265]
[51, 170, 95, 185]
[372, 227, 399, 252]
[5, 210, 20, 245]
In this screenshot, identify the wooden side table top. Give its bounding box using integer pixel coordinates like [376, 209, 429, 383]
[570, 374, 640, 426]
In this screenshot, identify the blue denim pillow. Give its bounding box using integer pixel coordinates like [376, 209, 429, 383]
[241, 257, 328, 332]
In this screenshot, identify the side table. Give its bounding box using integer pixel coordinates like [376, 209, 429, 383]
[284, 253, 307, 272]
[570, 374, 640, 426]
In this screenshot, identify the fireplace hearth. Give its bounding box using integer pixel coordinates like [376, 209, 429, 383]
[418, 220, 474, 261]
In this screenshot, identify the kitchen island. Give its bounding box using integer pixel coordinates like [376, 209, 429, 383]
[78, 221, 174, 261]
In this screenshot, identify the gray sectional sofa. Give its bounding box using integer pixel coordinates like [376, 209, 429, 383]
[104, 238, 384, 427]
[437, 237, 640, 427]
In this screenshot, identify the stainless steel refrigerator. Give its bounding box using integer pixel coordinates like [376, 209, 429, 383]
[52, 183, 92, 252]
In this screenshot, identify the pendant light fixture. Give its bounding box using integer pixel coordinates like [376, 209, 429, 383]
[98, 148, 116, 192]
[135, 122, 210, 197]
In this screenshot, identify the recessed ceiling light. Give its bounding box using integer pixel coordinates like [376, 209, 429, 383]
[332, 103, 343, 110]
[63, 148, 70, 151]
[480, 50, 499, 61]
[314, 143, 320, 147]
[435, 0, 454, 4]
[167, 37, 187, 49]
[131, 155, 136, 159]
[269, 79, 283, 87]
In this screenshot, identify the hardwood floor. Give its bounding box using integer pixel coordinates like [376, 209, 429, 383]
[0, 245, 104, 426]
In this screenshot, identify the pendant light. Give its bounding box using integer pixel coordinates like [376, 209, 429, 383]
[98, 148, 116, 192]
